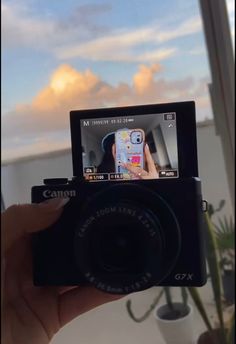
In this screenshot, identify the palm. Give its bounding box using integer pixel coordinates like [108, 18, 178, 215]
[4, 237, 60, 344]
[2, 203, 121, 344]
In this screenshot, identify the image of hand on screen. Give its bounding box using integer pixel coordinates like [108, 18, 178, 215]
[96, 130, 159, 179]
[122, 143, 159, 179]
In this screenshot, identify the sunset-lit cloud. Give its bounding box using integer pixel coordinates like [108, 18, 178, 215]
[2, 63, 212, 162]
[133, 64, 162, 94]
[32, 64, 100, 111]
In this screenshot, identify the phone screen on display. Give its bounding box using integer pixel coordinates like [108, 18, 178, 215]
[79, 112, 178, 182]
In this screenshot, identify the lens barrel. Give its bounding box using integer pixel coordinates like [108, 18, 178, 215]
[74, 183, 181, 294]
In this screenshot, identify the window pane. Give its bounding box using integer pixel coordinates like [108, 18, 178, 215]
[226, 0, 235, 48]
[2, 2, 234, 344]
[2, 0, 214, 163]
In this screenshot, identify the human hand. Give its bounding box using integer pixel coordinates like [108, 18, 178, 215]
[123, 143, 159, 179]
[1, 200, 121, 344]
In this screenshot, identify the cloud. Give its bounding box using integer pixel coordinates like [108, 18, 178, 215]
[57, 44, 177, 63]
[133, 64, 162, 94]
[2, 65, 103, 139]
[32, 64, 100, 111]
[56, 17, 202, 62]
[2, 2, 55, 48]
[153, 16, 202, 43]
[1, 2, 111, 50]
[2, 63, 212, 161]
[2, 1, 203, 63]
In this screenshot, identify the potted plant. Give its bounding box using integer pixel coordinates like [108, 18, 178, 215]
[214, 215, 235, 304]
[188, 212, 235, 344]
[126, 286, 195, 344]
[126, 203, 235, 344]
[208, 200, 235, 304]
[154, 287, 195, 344]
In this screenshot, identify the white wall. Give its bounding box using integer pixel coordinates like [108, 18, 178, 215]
[196, 121, 233, 219]
[1, 151, 73, 207]
[1, 120, 233, 219]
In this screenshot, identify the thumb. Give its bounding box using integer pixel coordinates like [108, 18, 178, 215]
[1, 198, 69, 254]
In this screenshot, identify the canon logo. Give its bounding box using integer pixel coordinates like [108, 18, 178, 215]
[43, 190, 76, 198]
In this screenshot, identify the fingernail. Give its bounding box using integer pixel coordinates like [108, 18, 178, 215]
[145, 143, 149, 150]
[39, 197, 70, 210]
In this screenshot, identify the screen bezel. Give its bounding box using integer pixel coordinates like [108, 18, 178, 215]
[70, 101, 198, 180]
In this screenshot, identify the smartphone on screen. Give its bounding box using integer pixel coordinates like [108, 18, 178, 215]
[115, 128, 145, 176]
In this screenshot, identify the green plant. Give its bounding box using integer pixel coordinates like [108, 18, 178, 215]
[161, 287, 189, 319]
[126, 203, 235, 344]
[214, 216, 235, 270]
[207, 200, 235, 275]
[189, 212, 234, 344]
[209, 201, 235, 304]
[227, 310, 235, 344]
[126, 286, 189, 322]
[126, 288, 164, 323]
[208, 199, 226, 218]
[187, 287, 213, 332]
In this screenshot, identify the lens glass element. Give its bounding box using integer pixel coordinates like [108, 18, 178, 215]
[91, 218, 147, 274]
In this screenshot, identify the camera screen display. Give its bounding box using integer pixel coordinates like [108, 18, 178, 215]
[80, 112, 178, 182]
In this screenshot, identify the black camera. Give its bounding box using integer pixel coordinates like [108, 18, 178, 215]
[32, 101, 207, 294]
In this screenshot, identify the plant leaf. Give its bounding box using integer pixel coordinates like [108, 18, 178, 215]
[126, 289, 164, 323]
[181, 287, 188, 308]
[227, 310, 235, 344]
[213, 215, 235, 251]
[205, 213, 227, 344]
[215, 199, 226, 212]
[164, 287, 174, 311]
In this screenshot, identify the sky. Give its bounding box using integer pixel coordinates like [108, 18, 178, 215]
[2, 0, 235, 162]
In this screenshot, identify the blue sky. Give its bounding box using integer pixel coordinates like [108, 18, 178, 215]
[2, 0, 235, 161]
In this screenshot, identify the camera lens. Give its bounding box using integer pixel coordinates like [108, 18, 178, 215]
[136, 137, 140, 143]
[74, 184, 181, 294]
[75, 202, 164, 293]
[92, 216, 147, 274]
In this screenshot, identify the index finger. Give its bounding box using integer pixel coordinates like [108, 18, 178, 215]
[1, 200, 66, 254]
[122, 163, 140, 175]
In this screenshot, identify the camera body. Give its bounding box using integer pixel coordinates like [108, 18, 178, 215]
[32, 177, 206, 294]
[32, 101, 207, 294]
